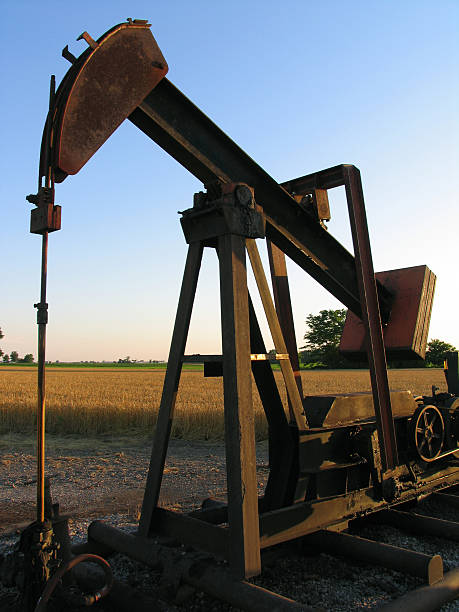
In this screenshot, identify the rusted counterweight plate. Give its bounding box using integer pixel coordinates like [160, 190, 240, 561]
[340, 265, 436, 360]
[53, 22, 167, 181]
[303, 390, 418, 428]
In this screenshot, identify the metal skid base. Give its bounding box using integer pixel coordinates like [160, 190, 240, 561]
[78, 482, 459, 610]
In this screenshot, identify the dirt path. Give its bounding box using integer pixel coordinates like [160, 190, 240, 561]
[0, 436, 269, 533]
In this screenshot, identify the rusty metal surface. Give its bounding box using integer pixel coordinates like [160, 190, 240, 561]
[246, 238, 309, 432]
[303, 390, 417, 428]
[340, 265, 436, 360]
[259, 465, 459, 549]
[304, 529, 444, 585]
[343, 166, 398, 472]
[218, 232, 261, 578]
[29, 202, 61, 234]
[180, 182, 265, 243]
[413, 404, 445, 462]
[47, 21, 167, 181]
[267, 240, 303, 418]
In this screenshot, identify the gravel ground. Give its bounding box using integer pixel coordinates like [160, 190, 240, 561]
[0, 436, 458, 611]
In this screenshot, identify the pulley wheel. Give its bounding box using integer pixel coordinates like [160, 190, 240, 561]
[412, 404, 444, 462]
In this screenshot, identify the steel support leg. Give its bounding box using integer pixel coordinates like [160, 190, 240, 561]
[218, 233, 261, 579]
[139, 242, 203, 536]
[343, 166, 398, 471]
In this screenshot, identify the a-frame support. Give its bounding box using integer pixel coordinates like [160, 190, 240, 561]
[139, 184, 264, 578]
[139, 182, 311, 578]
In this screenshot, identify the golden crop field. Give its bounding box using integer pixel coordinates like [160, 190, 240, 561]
[0, 367, 448, 440]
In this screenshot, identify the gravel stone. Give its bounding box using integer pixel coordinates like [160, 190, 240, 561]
[1, 437, 458, 610]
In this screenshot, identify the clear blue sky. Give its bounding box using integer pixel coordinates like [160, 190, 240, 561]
[1, 1, 458, 361]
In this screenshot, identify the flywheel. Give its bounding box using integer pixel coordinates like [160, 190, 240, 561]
[412, 404, 445, 462]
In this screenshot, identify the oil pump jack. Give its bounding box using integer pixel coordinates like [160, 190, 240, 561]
[23, 19, 459, 610]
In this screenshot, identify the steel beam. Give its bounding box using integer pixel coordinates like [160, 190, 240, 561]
[128, 81, 392, 320]
[267, 240, 303, 416]
[304, 529, 443, 585]
[218, 233, 261, 579]
[88, 521, 315, 612]
[376, 509, 459, 542]
[139, 242, 203, 536]
[376, 568, 459, 612]
[343, 166, 398, 471]
[259, 466, 459, 549]
[246, 239, 308, 431]
[149, 507, 229, 558]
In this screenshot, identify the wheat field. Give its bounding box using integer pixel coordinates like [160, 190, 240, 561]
[0, 367, 448, 440]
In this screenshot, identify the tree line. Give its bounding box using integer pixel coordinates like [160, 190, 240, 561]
[0, 328, 34, 363]
[300, 309, 456, 369]
[1, 316, 455, 369]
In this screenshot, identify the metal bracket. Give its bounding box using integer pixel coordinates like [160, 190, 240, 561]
[34, 302, 48, 325]
[62, 45, 76, 64]
[294, 189, 330, 229]
[26, 187, 53, 207]
[126, 18, 150, 26]
[181, 183, 265, 243]
[77, 31, 98, 49]
[27, 188, 61, 234]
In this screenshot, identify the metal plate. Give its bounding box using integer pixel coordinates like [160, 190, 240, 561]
[303, 390, 417, 428]
[54, 22, 167, 180]
[340, 265, 436, 360]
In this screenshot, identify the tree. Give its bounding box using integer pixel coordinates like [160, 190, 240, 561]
[0, 327, 3, 358]
[301, 309, 347, 367]
[3, 354, 9, 363]
[10, 351, 19, 363]
[425, 339, 457, 367]
[22, 354, 34, 363]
